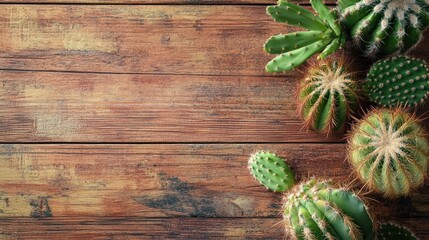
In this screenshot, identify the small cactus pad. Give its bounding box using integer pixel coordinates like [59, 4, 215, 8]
[299, 60, 359, 135]
[348, 108, 429, 198]
[248, 151, 295, 192]
[339, 0, 429, 57]
[264, 0, 345, 72]
[377, 223, 418, 240]
[365, 56, 429, 108]
[283, 179, 375, 240]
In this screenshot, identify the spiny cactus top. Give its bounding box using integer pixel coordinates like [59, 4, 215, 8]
[283, 179, 375, 240]
[264, 0, 346, 72]
[348, 108, 428, 198]
[377, 222, 418, 240]
[339, 0, 429, 57]
[365, 55, 429, 108]
[299, 60, 359, 135]
[248, 151, 295, 192]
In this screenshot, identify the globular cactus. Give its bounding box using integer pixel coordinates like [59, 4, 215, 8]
[264, 0, 346, 72]
[283, 179, 375, 240]
[248, 151, 295, 192]
[299, 60, 359, 135]
[348, 108, 428, 198]
[364, 55, 429, 108]
[339, 0, 429, 57]
[377, 223, 418, 240]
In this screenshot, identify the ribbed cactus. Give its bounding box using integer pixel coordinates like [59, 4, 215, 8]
[377, 223, 418, 240]
[364, 55, 429, 107]
[299, 60, 359, 135]
[283, 179, 375, 240]
[348, 108, 428, 198]
[248, 151, 295, 192]
[339, 0, 429, 57]
[264, 0, 346, 72]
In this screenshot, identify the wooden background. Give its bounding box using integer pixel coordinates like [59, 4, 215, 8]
[0, 1, 428, 239]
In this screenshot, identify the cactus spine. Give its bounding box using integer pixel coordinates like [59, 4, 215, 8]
[339, 0, 429, 57]
[377, 223, 418, 240]
[348, 108, 429, 198]
[365, 55, 429, 107]
[264, 0, 346, 72]
[248, 151, 295, 192]
[283, 179, 375, 240]
[299, 60, 359, 135]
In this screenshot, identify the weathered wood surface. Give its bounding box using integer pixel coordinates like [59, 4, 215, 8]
[0, 71, 341, 143]
[1, 5, 428, 76]
[0, 0, 331, 5]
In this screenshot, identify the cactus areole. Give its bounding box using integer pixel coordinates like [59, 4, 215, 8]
[348, 108, 429, 198]
[365, 55, 429, 108]
[264, 0, 346, 72]
[299, 60, 359, 135]
[283, 179, 375, 240]
[339, 0, 429, 57]
[377, 222, 418, 240]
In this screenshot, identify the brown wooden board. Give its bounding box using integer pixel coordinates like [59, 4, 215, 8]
[0, 70, 342, 143]
[1, 5, 428, 76]
[0, 0, 330, 5]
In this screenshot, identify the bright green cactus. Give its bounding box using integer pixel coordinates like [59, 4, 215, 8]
[377, 223, 418, 240]
[348, 108, 429, 198]
[339, 0, 429, 57]
[264, 0, 346, 72]
[283, 179, 375, 240]
[364, 55, 429, 108]
[248, 151, 295, 192]
[299, 60, 359, 135]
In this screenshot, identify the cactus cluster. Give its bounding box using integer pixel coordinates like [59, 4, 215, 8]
[365, 55, 429, 107]
[283, 179, 375, 240]
[339, 0, 429, 57]
[299, 60, 359, 135]
[248, 151, 295, 192]
[348, 108, 428, 197]
[264, 0, 346, 72]
[377, 222, 418, 240]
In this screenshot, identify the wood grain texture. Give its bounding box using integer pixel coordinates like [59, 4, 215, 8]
[0, 144, 427, 223]
[0, 0, 331, 5]
[0, 70, 343, 143]
[1, 5, 428, 76]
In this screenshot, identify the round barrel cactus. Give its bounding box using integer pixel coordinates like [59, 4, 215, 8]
[348, 108, 428, 198]
[364, 55, 429, 108]
[248, 151, 295, 192]
[377, 223, 417, 240]
[283, 179, 375, 240]
[299, 60, 359, 135]
[339, 0, 429, 57]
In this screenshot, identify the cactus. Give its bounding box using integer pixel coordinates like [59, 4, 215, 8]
[364, 55, 429, 108]
[377, 223, 418, 240]
[339, 0, 429, 57]
[283, 179, 375, 240]
[264, 0, 346, 72]
[299, 60, 359, 135]
[348, 108, 428, 198]
[248, 151, 295, 192]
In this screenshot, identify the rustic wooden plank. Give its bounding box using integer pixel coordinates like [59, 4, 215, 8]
[1, 5, 427, 75]
[0, 144, 427, 222]
[0, 70, 342, 142]
[0, 217, 285, 239]
[0, 0, 316, 4]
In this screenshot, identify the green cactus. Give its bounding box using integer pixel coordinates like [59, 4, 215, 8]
[364, 55, 429, 108]
[248, 151, 295, 192]
[264, 0, 346, 72]
[299, 60, 359, 135]
[283, 179, 375, 240]
[339, 0, 429, 57]
[377, 223, 418, 240]
[348, 108, 428, 198]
